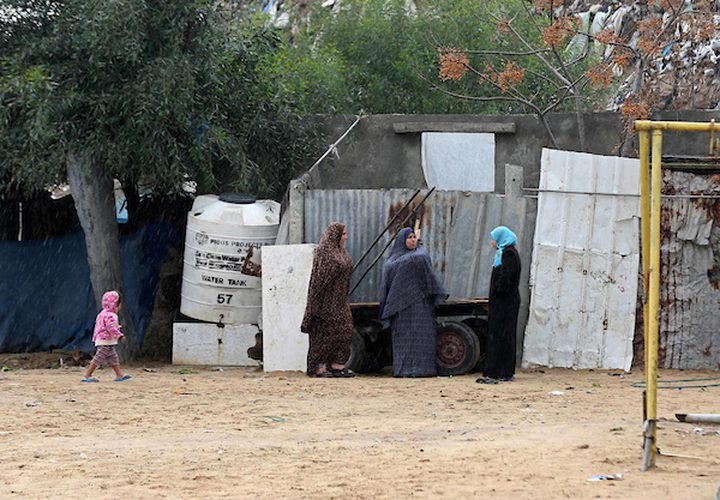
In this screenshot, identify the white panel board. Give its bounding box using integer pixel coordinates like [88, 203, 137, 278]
[421, 132, 495, 192]
[172, 323, 259, 366]
[261, 244, 316, 372]
[522, 149, 640, 371]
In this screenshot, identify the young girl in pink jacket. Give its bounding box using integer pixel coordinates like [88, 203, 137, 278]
[81, 290, 131, 382]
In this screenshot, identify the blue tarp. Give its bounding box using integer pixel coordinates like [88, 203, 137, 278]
[0, 223, 178, 353]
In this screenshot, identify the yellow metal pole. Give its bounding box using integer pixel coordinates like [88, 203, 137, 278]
[639, 131, 650, 380]
[636, 119, 719, 470]
[635, 120, 720, 132]
[645, 129, 663, 470]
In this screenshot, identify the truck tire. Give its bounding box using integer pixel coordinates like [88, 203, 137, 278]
[347, 328, 386, 374]
[436, 321, 481, 376]
[462, 317, 488, 373]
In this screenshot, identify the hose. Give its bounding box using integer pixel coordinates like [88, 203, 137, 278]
[632, 376, 720, 389]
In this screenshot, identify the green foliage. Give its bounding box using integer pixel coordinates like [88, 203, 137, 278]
[0, 0, 321, 199]
[257, 0, 616, 117]
[258, 0, 508, 115]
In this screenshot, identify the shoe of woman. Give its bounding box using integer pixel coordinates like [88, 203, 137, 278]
[330, 367, 356, 378]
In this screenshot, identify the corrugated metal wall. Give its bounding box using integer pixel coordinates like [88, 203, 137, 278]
[300, 171, 720, 371]
[303, 189, 536, 355]
[660, 170, 720, 369]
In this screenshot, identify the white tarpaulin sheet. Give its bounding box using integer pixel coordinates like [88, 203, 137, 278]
[421, 132, 495, 191]
[522, 149, 640, 371]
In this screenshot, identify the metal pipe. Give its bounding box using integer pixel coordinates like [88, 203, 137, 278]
[352, 189, 421, 272]
[522, 188, 640, 197]
[644, 129, 663, 470]
[639, 131, 650, 400]
[675, 413, 720, 424]
[350, 230, 400, 296]
[307, 115, 361, 172]
[635, 120, 720, 132]
[522, 188, 720, 199]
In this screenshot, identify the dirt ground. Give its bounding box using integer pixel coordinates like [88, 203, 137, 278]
[1, 357, 719, 499]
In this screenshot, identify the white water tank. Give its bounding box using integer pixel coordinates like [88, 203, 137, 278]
[180, 193, 280, 324]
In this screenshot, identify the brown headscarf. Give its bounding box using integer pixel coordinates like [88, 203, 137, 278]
[301, 222, 353, 332]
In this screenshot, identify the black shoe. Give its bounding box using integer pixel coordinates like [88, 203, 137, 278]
[330, 366, 356, 378]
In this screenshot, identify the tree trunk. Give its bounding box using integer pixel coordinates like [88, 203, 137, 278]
[67, 152, 139, 359]
[539, 113, 559, 149]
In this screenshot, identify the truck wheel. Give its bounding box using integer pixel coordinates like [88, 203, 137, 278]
[346, 330, 366, 373]
[347, 328, 386, 374]
[436, 321, 481, 376]
[463, 318, 488, 373]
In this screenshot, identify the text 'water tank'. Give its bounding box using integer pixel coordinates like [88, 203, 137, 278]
[180, 193, 280, 324]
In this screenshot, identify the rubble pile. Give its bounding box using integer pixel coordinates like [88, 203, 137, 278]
[557, 1, 720, 111]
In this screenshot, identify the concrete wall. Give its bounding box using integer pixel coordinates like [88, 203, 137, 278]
[312, 110, 720, 192]
[172, 323, 259, 366]
[261, 244, 315, 372]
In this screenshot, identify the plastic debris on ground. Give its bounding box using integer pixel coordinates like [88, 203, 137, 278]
[263, 416, 288, 423]
[588, 473, 623, 481]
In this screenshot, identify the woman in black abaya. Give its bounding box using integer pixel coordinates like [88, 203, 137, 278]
[478, 226, 521, 384]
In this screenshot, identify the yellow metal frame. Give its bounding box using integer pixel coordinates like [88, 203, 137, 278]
[634, 119, 718, 470]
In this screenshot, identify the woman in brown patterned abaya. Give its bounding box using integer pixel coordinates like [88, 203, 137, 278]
[301, 222, 355, 377]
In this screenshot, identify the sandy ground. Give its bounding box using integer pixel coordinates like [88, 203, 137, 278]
[1, 360, 719, 499]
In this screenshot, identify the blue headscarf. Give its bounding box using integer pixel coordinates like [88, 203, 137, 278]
[491, 226, 517, 268]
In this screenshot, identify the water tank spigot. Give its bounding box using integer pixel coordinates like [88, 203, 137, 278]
[217, 314, 225, 345]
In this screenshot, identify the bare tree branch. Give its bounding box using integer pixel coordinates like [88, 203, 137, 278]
[523, 67, 566, 91]
[541, 94, 579, 115]
[461, 63, 534, 105]
[425, 81, 522, 104]
[504, 17, 571, 86]
[463, 48, 552, 57]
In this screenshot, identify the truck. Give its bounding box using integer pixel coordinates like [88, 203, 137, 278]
[347, 297, 489, 376]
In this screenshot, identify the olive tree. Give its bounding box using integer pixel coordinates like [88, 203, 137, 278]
[0, 0, 320, 357]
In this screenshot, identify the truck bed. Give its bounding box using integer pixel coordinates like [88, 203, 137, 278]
[351, 297, 489, 323]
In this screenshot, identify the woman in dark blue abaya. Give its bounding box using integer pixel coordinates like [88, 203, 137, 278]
[379, 228, 448, 377]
